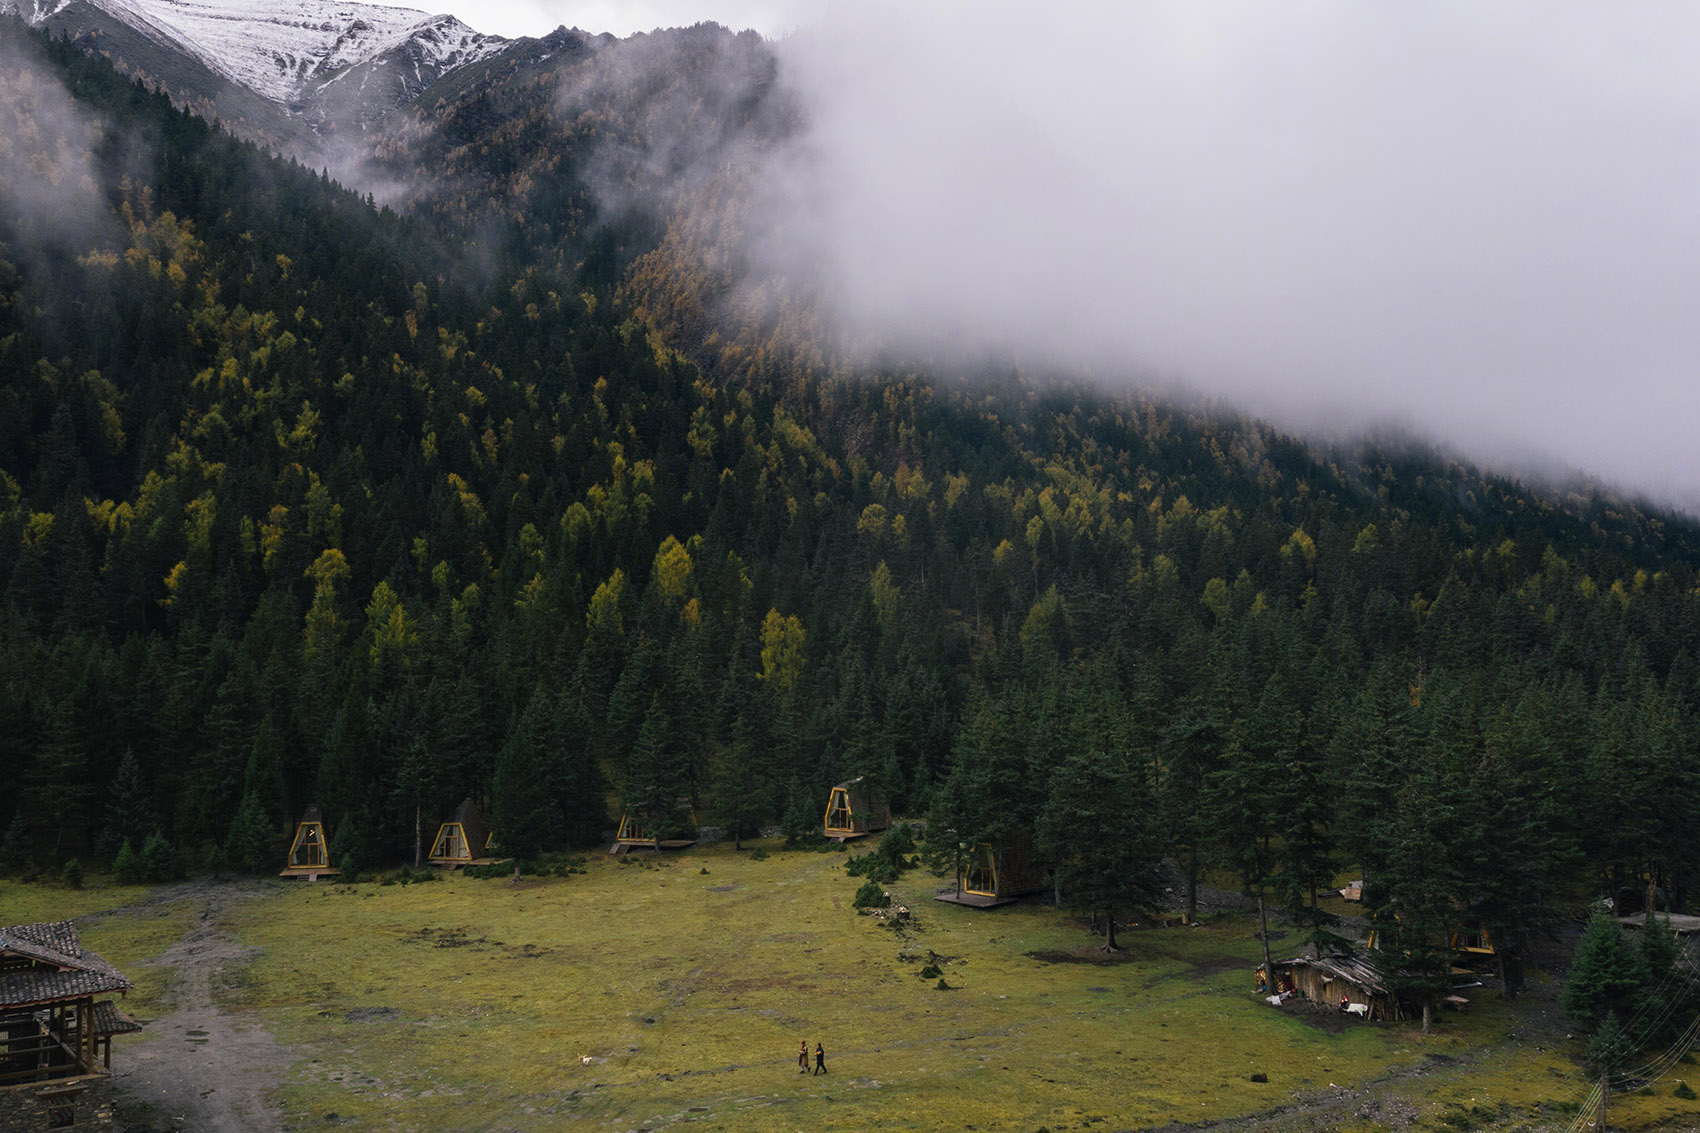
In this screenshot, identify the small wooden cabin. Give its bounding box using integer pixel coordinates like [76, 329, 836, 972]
[280, 804, 338, 879]
[1, 921, 139, 1127]
[428, 798, 495, 868]
[1449, 926, 1496, 961]
[936, 832, 1046, 907]
[613, 803, 698, 853]
[1275, 955, 1405, 1021]
[823, 777, 892, 841]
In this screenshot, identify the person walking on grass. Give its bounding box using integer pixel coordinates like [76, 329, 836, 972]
[813, 1042, 827, 1075]
[798, 1040, 808, 1073]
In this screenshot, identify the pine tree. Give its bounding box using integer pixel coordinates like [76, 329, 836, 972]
[1036, 744, 1162, 951]
[1563, 913, 1649, 1025]
[492, 685, 571, 859]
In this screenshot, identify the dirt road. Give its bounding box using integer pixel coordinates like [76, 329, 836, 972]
[91, 881, 286, 1132]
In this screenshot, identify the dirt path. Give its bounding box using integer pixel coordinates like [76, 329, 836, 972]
[90, 880, 287, 1132]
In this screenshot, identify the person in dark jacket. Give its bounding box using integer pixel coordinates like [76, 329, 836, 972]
[813, 1042, 827, 1075]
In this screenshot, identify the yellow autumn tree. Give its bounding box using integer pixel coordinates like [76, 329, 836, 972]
[759, 608, 806, 691]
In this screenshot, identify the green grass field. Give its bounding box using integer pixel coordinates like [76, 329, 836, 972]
[8, 844, 1700, 1130]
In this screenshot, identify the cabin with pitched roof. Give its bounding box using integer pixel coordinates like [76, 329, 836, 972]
[935, 832, 1047, 907]
[280, 804, 339, 879]
[428, 798, 497, 868]
[0, 921, 139, 1130]
[823, 777, 892, 842]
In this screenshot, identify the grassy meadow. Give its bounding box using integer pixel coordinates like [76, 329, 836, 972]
[8, 844, 1700, 1130]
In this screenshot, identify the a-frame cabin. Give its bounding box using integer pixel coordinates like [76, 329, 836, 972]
[280, 804, 338, 879]
[428, 798, 495, 868]
[936, 832, 1046, 907]
[823, 777, 892, 842]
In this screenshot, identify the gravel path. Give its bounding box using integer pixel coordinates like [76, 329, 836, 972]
[91, 880, 287, 1132]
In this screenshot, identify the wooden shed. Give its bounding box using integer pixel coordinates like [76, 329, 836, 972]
[613, 802, 698, 853]
[280, 804, 338, 879]
[823, 777, 892, 841]
[935, 832, 1047, 907]
[0, 920, 138, 1126]
[1274, 955, 1406, 1021]
[428, 798, 495, 868]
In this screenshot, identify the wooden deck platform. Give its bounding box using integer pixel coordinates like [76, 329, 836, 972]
[610, 839, 697, 854]
[934, 888, 1021, 908]
[279, 867, 340, 881]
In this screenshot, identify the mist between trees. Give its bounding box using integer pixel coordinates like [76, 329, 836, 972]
[2, 22, 1699, 1008]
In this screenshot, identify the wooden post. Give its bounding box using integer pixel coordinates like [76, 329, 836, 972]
[414, 803, 422, 870]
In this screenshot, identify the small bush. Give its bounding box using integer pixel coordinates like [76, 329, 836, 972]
[113, 838, 142, 885]
[750, 848, 769, 862]
[919, 964, 943, 979]
[878, 825, 916, 857]
[936, 978, 951, 990]
[845, 852, 897, 883]
[61, 858, 83, 889]
[1674, 1080, 1697, 1100]
[852, 879, 889, 909]
[140, 833, 175, 883]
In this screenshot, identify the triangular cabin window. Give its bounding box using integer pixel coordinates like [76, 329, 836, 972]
[964, 844, 998, 896]
[825, 789, 853, 833]
[431, 823, 468, 861]
[289, 823, 328, 869]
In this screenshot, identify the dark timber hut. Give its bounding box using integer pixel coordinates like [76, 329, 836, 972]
[428, 798, 494, 868]
[280, 804, 338, 879]
[1273, 955, 1405, 1021]
[823, 777, 892, 841]
[612, 802, 698, 853]
[0, 921, 139, 1129]
[935, 832, 1047, 907]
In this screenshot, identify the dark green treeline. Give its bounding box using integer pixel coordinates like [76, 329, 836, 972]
[3, 24, 1700, 981]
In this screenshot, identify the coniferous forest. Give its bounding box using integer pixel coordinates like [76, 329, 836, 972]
[7, 18, 1700, 1018]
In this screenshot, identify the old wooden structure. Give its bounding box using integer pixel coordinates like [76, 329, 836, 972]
[1273, 955, 1406, 1021]
[428, 798, 497, 868]
[822, 777, 892, 842]
[280, 804, 339, 879]
[935, 832, 1047, 907]
[612, 803, 698, 853]
[0, 921, 139, 1129]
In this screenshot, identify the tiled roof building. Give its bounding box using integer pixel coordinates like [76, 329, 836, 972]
[1, 920, 139, 1130]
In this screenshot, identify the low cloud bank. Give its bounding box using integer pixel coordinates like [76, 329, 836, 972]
[752, 2, 1700, 511]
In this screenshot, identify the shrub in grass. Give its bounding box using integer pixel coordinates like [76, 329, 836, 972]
[852, 879, 889, 909]
[113, 838, 142, 884]
[846, 852, 896, 883]
[1674, 1080, 1697, 1099]
[141, 833, 175, 883]
[61, 858, 83, 889]
[750, 848, 769, 862]
[919, 964, 943, 980]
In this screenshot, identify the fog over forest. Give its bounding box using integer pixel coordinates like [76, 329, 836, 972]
[693, 1, 1700, 513]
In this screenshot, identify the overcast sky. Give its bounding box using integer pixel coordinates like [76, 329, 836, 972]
[450, 1, 1700, 512]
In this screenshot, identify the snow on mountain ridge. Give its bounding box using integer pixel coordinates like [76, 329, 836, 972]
[22, 0, 508, 105]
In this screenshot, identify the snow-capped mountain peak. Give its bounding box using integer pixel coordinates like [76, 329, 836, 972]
[10, 0, 508, 107]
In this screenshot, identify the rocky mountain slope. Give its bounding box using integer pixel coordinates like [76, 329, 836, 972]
[2, 0, 512, 148]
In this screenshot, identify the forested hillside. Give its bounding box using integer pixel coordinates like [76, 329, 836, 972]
[6, 20, 1700, 997]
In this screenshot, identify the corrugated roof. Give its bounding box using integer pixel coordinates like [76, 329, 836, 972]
[1279, 954, 1390, 995]
[0, 921, 134, 1009]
